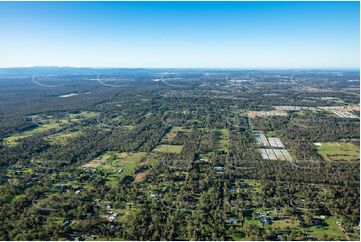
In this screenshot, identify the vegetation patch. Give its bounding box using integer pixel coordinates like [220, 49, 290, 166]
[162, 126, 191, 143]
[316, 142, 359, 162]
[308, 216, 348, 240]
[123, 125, 135, 130]
[3, 120, 69, 146]
[82, 158, 105, 169]
[45, 131, 83, 145]
[153, 144, 183, 154]
[88, 152, 147, 187]
[68, 111, 99, 120]
[272, 218, 299, 229]
[216, 128, 230, 153]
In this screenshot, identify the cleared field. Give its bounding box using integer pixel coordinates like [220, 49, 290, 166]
[316, 142, 359, 162]
[102, 152, 145, 173]
[82, 159, 105, 169]
[84, 152, 146, 187]
[308, 216, 348, 240]
[3, 120, 68, 146]
[216, 128, 229, 153]
[44, 131, 83, 145]
[254, 131, 269, 147]
[84, 152, 146, 171]
[273, 218, 299, 229]
[162, 126, 191, 143]
[3, 111, 98, 147]
[280, 149, 293, 161]
[68, 111, 98, 120]
[105, 152, 147, 187]
[123, 125, 135, 130]
[153, 144, 183, 154]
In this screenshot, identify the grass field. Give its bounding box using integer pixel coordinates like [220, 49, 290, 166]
[85, 152, 146, 187]
[153, 144, 183, 154]
[162, 126, 191, 143]
[216, 128, 230, 153]
[68, 111, 99, 120]
[3, 111, 98, 147]
[273, 218, 299, 229]
[101, 152, 145, 174]
[316, 142, 359, 162]
[82, 159, 105, 169]
[45, 131, 83, 145]
[239, 211, 348, 240]
[3, 120, 69, 146]
[265, 130, 277, 137]
[307, 216, 348, 240]
[162, 127, 182, 143]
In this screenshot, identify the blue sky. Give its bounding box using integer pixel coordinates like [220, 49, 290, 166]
[0, 1, 359, 68]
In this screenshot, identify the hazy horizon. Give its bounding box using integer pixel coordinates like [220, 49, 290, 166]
[0, 66, 360, 71]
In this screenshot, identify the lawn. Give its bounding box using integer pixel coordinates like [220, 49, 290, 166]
[316, 142, 359, 162]
[153, 144, 183, 154]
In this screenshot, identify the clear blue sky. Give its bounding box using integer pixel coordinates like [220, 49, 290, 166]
[0, 1, 359, 68]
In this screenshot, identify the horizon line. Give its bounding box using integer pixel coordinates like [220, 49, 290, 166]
[0, 66, 359, 71]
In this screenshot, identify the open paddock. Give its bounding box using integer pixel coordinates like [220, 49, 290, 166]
[3, 120, 69, 146]
[153, 144, 183, 154]
[316, 142, 359, 162]
[162, 126, 191, 143]
[45, 131, 83, 145]
[216, 128, 230, 153]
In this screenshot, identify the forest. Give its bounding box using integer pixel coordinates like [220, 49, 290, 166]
[0, 68, 359, 240]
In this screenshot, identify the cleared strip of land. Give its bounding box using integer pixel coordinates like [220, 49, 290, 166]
[216, 128, 229, 153]
[280, 149, 293, 161]
[254, 132, 270, 147]
[273, 149, 286, 160]
[259, 149, 269, 160]
[153, 144, 183, 154]
[266, 149, 277, 160]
